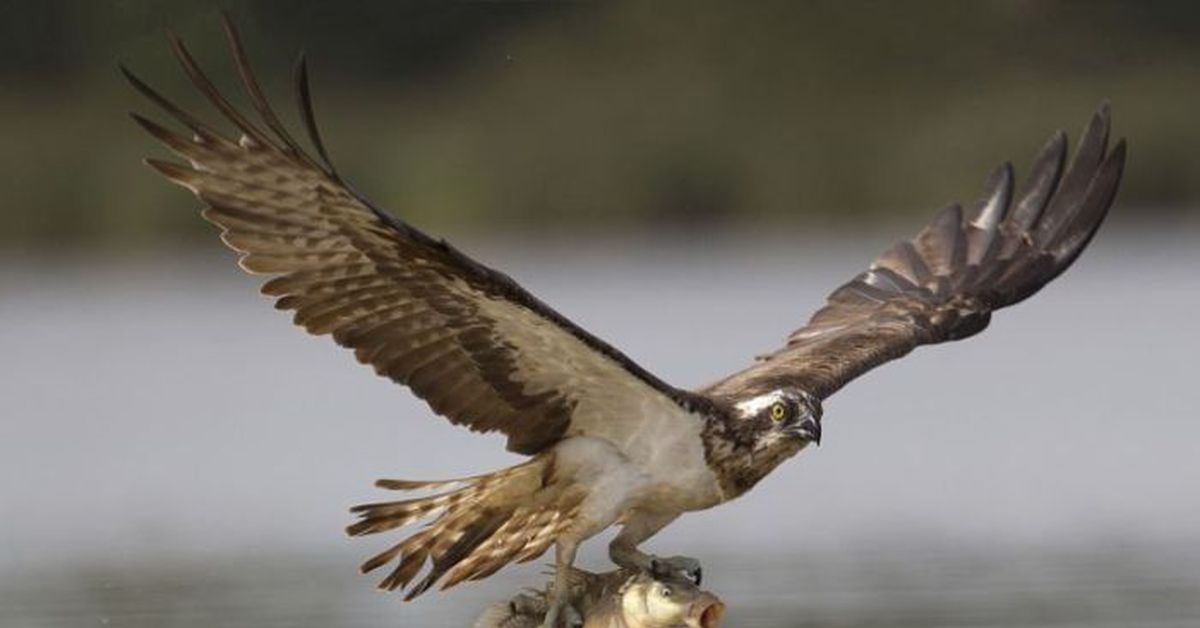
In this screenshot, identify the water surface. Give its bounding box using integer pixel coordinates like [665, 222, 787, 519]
[2, 230, 1197, 626]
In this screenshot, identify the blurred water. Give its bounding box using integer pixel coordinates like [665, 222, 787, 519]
[3, 546, 1199, 627]
[1, 228, 1198, 626]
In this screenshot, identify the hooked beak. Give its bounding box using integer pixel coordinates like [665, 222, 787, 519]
[788, 416, 822, 445]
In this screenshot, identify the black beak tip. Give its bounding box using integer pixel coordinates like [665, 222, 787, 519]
[796, 417, 822, 446]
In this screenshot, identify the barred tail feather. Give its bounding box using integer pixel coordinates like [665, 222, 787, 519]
[347, 456, 580, 599]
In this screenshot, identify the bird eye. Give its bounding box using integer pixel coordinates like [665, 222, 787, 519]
[770, 402, 787, 421]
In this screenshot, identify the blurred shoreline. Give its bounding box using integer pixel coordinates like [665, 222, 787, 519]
[3, 1, 1200, 248]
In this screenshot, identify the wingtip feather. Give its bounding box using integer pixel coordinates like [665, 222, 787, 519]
[292, 53, 338, 176]
[143, 157, 192, 182]
[971, 162, 1013, 229]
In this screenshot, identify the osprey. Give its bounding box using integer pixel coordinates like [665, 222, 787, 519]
[127, 18, 1125, 628]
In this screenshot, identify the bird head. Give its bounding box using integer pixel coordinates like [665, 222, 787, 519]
[733, 388, 823, 449]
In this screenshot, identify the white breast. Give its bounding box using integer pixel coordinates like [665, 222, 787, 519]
[588, 400, 723, 513]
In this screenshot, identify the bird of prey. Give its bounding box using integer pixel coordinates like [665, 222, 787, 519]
[126, 18, 1125, 628]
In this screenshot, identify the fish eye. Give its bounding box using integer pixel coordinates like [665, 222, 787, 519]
[660, 585, 672, 597]
[770, 402, 787, 422]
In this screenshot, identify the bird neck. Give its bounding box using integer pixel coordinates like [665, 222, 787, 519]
[701, 413, 805, 501]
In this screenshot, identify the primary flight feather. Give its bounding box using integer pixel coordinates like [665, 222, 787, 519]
[127, 17, 1124, 627]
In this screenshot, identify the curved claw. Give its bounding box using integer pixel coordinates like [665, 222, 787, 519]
[650, 555, 703, 586]
[564, 604, 583, 628]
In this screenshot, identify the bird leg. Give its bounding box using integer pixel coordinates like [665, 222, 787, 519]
[540, 539, 580, 628]
[608, 512, 703, 585]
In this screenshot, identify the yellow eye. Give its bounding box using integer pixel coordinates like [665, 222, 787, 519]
[770, 402, 787, 421]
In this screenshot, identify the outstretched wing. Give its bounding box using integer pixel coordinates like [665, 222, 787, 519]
[127, 18, 708, 455]
[705, 107, 1125, 401]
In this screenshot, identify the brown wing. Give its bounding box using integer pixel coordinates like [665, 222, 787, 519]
[127, 17, 710, 455]
[704, 106, 1126, 401]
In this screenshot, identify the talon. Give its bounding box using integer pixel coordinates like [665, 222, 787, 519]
[648, 557, 671, 579]
[649, 555, 703, 586]
[564, 604, 583, 628]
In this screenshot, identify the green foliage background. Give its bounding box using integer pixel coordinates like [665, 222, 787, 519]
[2, 0, 1197, 250]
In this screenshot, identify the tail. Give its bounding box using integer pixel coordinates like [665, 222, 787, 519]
[347, 456, 583, 599]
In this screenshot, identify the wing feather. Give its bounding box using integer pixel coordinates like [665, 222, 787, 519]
[129, 16, 709, 455]
[705, 106, 1125, 401]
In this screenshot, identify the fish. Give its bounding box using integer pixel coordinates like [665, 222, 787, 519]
[475, 568, 724, 628]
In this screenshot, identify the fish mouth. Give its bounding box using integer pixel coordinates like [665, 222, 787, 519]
[686, 593, 725, 628]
